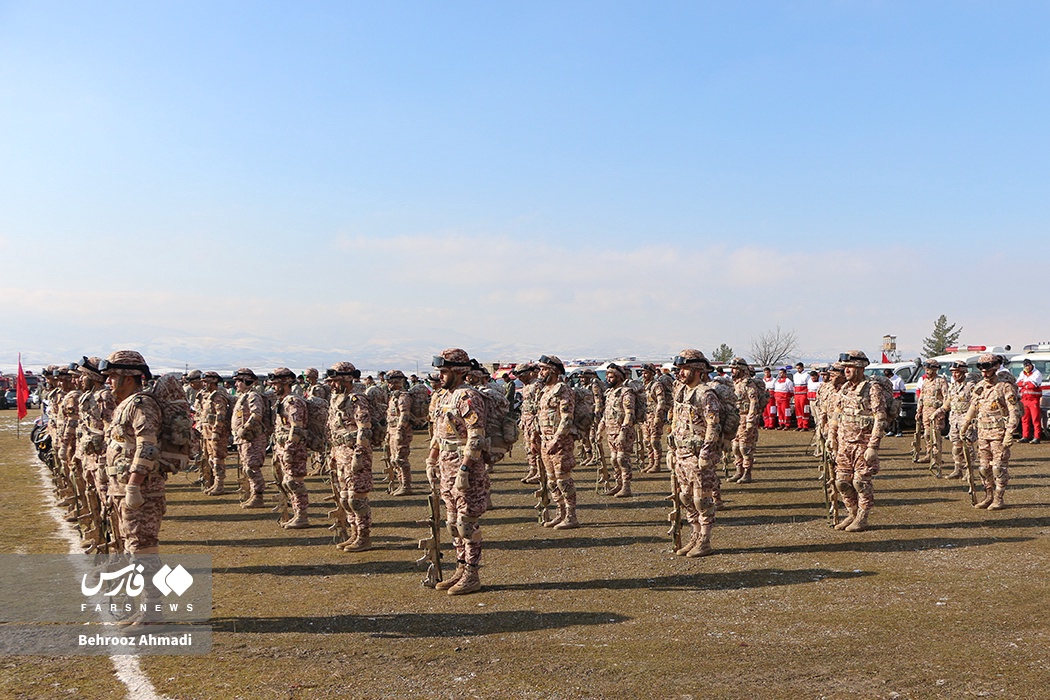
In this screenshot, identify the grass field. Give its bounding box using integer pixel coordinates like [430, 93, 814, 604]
[1, 411, 1048, 699]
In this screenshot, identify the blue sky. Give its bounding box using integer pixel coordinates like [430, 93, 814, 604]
[1, 2, 1048, 371]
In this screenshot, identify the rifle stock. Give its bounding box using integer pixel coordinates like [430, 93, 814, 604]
[535, 458, 551, 525]
[326, 456, 350, 544]
[271, 456, 291, 525]
[666, 438, 682, 550]
[416, 489, 443, 588]
[964, 436, 977, 506]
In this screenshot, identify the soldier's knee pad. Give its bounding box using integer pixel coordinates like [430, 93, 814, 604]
[978, 466, 992, 479]
[835, 479, 855, 494]
[852, 478, 869, 493]
[349, 497, 369, 515]
[281, 475, 297, 489]
[446, 519, 459, 540]
[556, 479, 575, 497]
[991, 466, 1006, 480]
[457, 515, 481, 541]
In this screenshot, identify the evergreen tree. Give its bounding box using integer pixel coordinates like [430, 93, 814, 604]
[712, 343, 734, 363]
[922, 315, 962, 357]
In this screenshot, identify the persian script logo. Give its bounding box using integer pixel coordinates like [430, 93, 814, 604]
[81, 563, 194, 598]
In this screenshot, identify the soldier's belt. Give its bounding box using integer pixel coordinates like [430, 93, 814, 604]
[841, 415, 875, 428]
[332, 433, 359, 447]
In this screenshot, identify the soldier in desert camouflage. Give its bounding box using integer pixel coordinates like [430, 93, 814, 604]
[961, 354, 1022, 510]
[535, 355, 580, 528]
[427, 348, 491, 595]
[74, 357, 116, 550]
[385, 370, 415, 496]
[944, 361, 977, 481]
[514, 362, 543, 485]
[199, 371, 231, 495]
[641, 363, 670, 474]
[603, 363, 638, 498]
[269, 367, 312, 529]
[231, 368, 270, 508]
[914, 360, 949, 476]
[327, 362, 375, 550]
[728, 357, 762, 484]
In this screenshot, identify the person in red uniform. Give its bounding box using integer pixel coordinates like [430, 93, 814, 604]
[762, 367, 777, 429]
[792, 363, 811, 430]
[1017, 359, 1043, 444]
[773, 367, 794, 430]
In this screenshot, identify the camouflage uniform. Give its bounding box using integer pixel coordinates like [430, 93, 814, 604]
[515, 364, 543, 484]
[669, 350, 722, 557]
[199, 377, 232, 494]
[832, 351, 888, 532]
[428, 348, 490, 595]
[536, 357, 579, 527]
[915, 365, 949, 474]
[962, 355, 1021, 510]
[272, 375, 311, 527]
[328, 362, 374, 549]
[365, 379, 389, 450]
[730, 359, 763, 483]
[76, 371, 116, 549]
[603, 365, 638, 497]
[385, 371, 415, 496]
[586, 373, 608, 469]
[642, 367, 670, 473]
[945, 365, 977, 481]
[231, 377, 270, 505]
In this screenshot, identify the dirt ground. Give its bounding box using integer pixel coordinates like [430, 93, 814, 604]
[1, 411, 1048, 699]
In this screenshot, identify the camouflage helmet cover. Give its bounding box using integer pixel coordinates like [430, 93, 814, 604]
[101, 350, 151, 379]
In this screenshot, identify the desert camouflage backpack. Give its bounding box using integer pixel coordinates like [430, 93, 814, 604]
[408, 383, 431, 429]
[143, 373, 193, 475]
[572, 385, 596, 436]
[706, 380, 740, 448]
[478, 385, 519, 459]
[303, 395, 330, 453]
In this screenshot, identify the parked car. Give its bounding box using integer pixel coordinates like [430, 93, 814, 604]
[1, 389, 16, 410]
[864, 360, 922, 429]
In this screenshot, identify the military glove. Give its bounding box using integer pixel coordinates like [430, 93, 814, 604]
[454, 466, 469, 491]
[1002, 435, 1014, 448]
[351, 456, 364, 473]
[863, 447, 877, 465]
[124, 484, 144, 510]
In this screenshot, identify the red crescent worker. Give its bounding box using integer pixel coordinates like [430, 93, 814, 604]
[1017, 359, 1043, 444]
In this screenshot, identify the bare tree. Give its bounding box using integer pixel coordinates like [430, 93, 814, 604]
[748, 326, 799, 368]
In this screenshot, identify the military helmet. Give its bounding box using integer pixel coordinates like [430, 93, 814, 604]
[268, 366, 297, 383]
[386, 369, 407, 381]
[673, 349, 712, 369]
[233, 367, 257, 383]
[537, 354, 565, 373]
[925, 359, 941, 369]
[606, 363, 627, 380]
[837, 350, 869, 368]
[304, 367, 319, 379]
[514, 362, 539, 377]
[976, 353, 1002, 369]
[433, 348, 471, 370]
[326, 361, 360, 379]
[76, 356, 105, 382]
[184, 369, 203, 381]
[949, 361, 968, 373]
[202, 371, 222, 383]
[100, 350, 152, 379]
[641, 363, 658, 374]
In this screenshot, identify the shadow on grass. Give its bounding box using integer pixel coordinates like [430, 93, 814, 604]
[723, 535, 1032, 555]
[211, 609, 629, 637]
[216, 560, 418, 576]
[487, 567, 873, 593]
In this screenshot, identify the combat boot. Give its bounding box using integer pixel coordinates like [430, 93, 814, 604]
[728, 465, 745, 483]
[834, 508, 857, 531]
[205, 473, 225, 496]
[543, 502, 566, 528]
[343, 533, 373, 552]
[554, 504, 579, 529]
[675, 529, 700, 556]
[614, 481, 632, 498]
[946, 467, 964, 480]
[435, 561, 466, 591]
[974, 486, 994, 509]
[447, 564, 481, 596]
[844, 508, 869, 532]
[686, 527, 713, 557]
[988, 488, 1006, 511]
[737, 468, 753, 484]
[334, 534, 356, 551]
[282, 512, 310, 529]
[391, 483, 414, 497]
[241, 493, 265, 508]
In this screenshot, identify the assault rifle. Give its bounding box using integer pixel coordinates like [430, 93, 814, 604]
[326, 455, 350, 544]
[822, 439, 839, 527]
[926, 416, 943, 479]
[666, 437, 682, 551]
[535, 454, 551, 525]
[416, 488, 443, 588]
[383, 444, 397, 495]
[721, 447, 732, 479]
[911, 415, 923, 464]
[964, 436, 977, 506]
[594, 442, 611, 495]
[271, 455, 291, 526]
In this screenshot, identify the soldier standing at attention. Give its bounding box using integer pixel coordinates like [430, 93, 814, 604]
[832, 351, 888, 532]
[269, 367, 311, 529]
[641, 363, 670, 474]
[914, 360, 949, 475]
[514, 362, 543, 484]
[200, 371, 232, 495]
[603, 363, 638, 497]
[231, 368, 270, 508]
[583, 369, 608, 469]
[669, 350, 722, 557]
[944, 361, 977, 481]
[729, 357, 762, 484]
[327, 362, 375, 550]
[428, 348, 490, 595]
[101, 350, 166, 624]
[385, 370, 415, 496]
[536, 355, 579, 528]
[962, 354, 1022, 510]
[74, 357, 116, 549]
[304, 367, 331, 403]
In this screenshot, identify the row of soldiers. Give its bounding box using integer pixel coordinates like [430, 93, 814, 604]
[31, 346, 1020, 602]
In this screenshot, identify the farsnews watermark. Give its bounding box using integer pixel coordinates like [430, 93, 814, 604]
[0, 554, 212, 655]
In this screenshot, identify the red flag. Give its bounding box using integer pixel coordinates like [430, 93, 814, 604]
[881, 352, 889, 363]
[16, 354, 29, 420]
